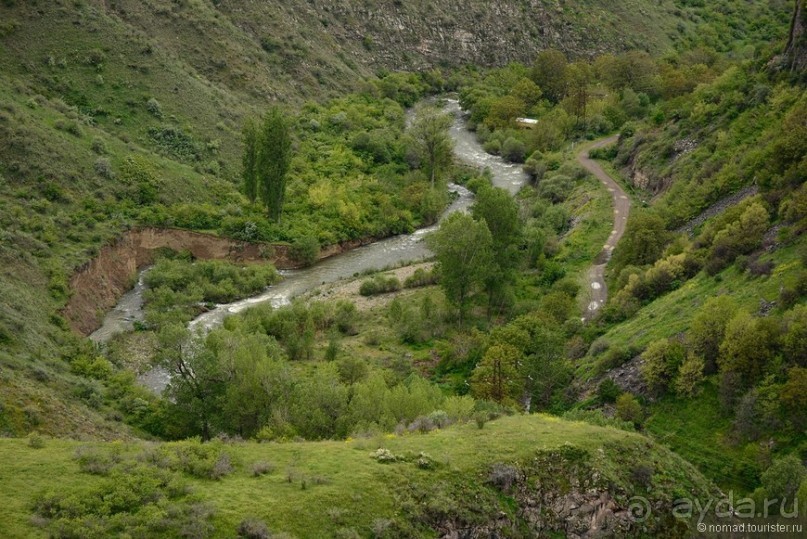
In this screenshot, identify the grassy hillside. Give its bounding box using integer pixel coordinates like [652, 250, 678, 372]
[570, 29, 807, 495]
[0, 414, 718, 538]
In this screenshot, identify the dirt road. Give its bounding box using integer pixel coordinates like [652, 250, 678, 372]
[577, 135, 630, 320]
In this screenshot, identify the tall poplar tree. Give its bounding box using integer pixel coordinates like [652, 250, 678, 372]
[242, 107, 293, 221]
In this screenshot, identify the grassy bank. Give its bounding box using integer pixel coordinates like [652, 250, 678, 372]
[0, 414, 717, 538]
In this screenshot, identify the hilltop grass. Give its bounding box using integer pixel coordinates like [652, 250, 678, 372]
[0, 414, 715, 538]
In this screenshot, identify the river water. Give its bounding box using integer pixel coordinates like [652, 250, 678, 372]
[94, 99, 528, 393]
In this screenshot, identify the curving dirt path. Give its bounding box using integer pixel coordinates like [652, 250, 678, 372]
[577, 135, 630, 320]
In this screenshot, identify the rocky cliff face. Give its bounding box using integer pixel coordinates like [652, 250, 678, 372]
[212, 0, 679, 86]
[317, 0, 657, 68]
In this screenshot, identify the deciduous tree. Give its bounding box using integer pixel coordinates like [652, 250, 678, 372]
[427, 213, 494, 325]
[409, 107, 453, 187]
[471, 344, 523, 405]
[688, 295, 737, 373]
[531, 49, 568, 103]
[242, 107, 293, 221]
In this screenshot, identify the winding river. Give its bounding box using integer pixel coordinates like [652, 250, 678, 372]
[98, 99, 529, 393]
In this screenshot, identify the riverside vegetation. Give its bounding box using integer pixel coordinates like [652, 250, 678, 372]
[0, 0, 806, 537]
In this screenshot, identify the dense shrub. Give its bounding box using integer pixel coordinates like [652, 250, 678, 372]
[537, 174, 573, 203]
[615, 393, 643, 426]
[501, 137, 526, 163]
[238, 518, 271, 539]
[404, 267, 437, 288]
[640, 338, 686, 395]
[148, 126, 200, 160]
[33, 448, 213, 538]
[359, 274, 401, 296]
[561, 409, 635, 431]
[143, 257, 279, 326]
[488, 463, 520, 492]
[291, 234, 320, 267]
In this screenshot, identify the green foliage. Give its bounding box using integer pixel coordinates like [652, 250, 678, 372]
[254, 108, 293, 222]
[688, 296, 737, 372]
[290, 234, 320, 267]
[530, 49, 568, 104]
[148, 126, 200, 161]
[780, 367, 807, 430]
[242, 119, 259, 203]
[359, 274, 401, 296]
[427, 213, 493, 324]
[641, 338, 687, 395]
[470, 344, 523, 406]
[143, 257, 279, 327]
[403, 267, 437, 288]
[615, 393, 643, 426]
[597, 379, 621, 404]
[27, 432, 45, 449]
[408, 106, 453, 186]
[500, 137, 526, 163]
[718, 311, 777, 389]
[561, 408, 634, 431]
[758, 454, 806, 510]
[33, 445, 212, 538]
[674, 353, 706, 397]
[705, 201, 770, 274]
[610, 212, 669, 274]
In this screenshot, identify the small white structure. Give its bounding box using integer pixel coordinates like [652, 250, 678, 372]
[516, 117, 538, 129]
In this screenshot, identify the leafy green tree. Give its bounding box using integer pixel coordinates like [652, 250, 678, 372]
[347, 372, 394, 430]
[522, 327, 570, 410]
[719, 312, 777, 388]
[510, 78, 543, 109]
[471, 344, 523, 405]
[531, 49, 568, 103]
[782, 304, 807, 366]
[427, 213, 494, 325]
[565, 61, 592, 120]
[472, 186, 521, 313]
[243, 107, 293, 222]
[209, 330, 289, 438]
[688, 296, 737, 372]
[485, 95, 526, 129]
[709, 202, 769, 269]
[599, 51, 659, 95]
[615, 393, 643, 426]
[674, 353, 706, 396]
[388, 376, 444, 423]
[611, 212, 669, 272]
[288, 364, 349, 439]
[780, 367, 807, 430]
[641, 338, 686, 395]
[409, 107, 453, 187]
[759, 455, 806, 508]
[242, 118, 258, 203]
[158, 324, 225, 441]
